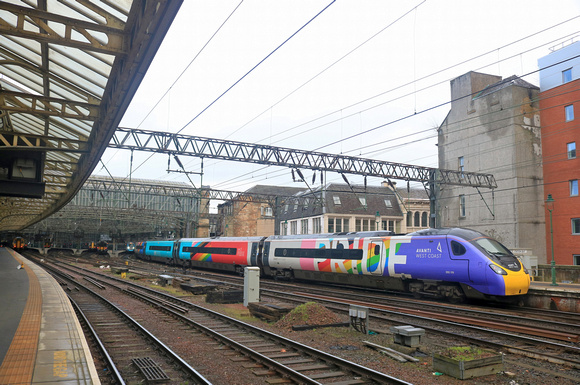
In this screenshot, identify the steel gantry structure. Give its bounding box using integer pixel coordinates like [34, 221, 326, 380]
[0, 0, 184, 233]
[111, 127, 498, 189]
[23, 175, 318, 244]
[110, 127, 498, 227]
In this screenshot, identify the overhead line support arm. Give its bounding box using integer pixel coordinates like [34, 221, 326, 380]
[110, 127, 497, 189]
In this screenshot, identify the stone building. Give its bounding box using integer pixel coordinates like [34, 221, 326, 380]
[538, 41, 580, 265]
[217, 185, 303, 237]
[394, 184, 431, 233]
[437, 71, 546, 262]
[276, 182, 404, 235]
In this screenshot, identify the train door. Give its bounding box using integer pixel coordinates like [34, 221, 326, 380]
[172, 240, 180, 265]
[447, 238, 473, 282]
[250, 237, 268, 269]
[250, 242, 259, 266]
[367, 239, 384, 275]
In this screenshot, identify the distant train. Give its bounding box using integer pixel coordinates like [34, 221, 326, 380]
[12, 237, 26, 251]
[126, 242, 135, 253]
[135, 228, 530, 303]
[96, 241, 108, 255]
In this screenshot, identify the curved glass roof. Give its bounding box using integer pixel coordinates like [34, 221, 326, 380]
[0, 0, 183, 232]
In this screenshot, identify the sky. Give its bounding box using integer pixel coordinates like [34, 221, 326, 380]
[96, 0, 580, 211]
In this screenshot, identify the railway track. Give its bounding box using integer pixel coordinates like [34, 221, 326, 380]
[33, 252, 580, 383]
[42, 263, 211, 384]
[122, 261, 580, 373]
[34, 255, 413, 385]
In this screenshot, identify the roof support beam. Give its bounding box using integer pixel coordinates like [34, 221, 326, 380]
[0, 2, 126, 55]
[0, 90, 99, 120]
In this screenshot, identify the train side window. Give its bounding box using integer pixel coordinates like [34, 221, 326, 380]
[451, 241, 466, 256]
[374, 244, 380, 255]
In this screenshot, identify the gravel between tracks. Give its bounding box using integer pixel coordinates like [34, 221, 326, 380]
[76, 261, 580, 385]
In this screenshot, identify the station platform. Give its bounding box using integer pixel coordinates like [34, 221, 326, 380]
[527, 281, 580, 312]
[0, 247, 100, 384]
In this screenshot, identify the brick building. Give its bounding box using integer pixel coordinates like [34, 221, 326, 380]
[538, 40, 580, 265]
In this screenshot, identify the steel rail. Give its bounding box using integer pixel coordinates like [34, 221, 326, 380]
[68, 296, 126, 385]
[38, 261, 212, 385]
[67, 263, 412, 385]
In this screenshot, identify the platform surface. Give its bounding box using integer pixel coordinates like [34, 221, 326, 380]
[0, 248, 100, 384]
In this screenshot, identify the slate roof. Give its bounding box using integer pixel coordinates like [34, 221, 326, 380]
[474, 75, 539, 99]
[278, 183, 403, 221]
[395, 187, 429, 201]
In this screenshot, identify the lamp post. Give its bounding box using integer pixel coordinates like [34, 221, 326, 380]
[375, 211, 380, 231]
[545, 194, 558, 286]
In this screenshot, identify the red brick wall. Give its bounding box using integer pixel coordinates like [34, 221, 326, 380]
[540, 78, 580, 265]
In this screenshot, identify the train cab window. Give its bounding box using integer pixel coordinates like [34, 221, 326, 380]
[451, 241, 466, 256]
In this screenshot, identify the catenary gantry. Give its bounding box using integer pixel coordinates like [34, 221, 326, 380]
[0, 0, 184, 232]
[111, 127, 498, 188]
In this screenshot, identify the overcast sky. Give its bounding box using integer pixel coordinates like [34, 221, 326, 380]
[96, 0, 580, 209]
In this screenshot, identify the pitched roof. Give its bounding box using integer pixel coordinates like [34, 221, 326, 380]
[474, 75, 539, 99]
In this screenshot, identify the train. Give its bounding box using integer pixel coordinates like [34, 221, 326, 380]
[12, 237, 26, 251]
[135, 228, 531, 303]
[96, 241, 108, 255]
[126, 242, 135, 253]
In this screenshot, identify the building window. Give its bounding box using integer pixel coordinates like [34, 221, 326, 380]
[571, 180, 579, 196]
[421, 212, 428, 227]
[574, 255, 580, 266]
[313, 217, 321, 234]
[281, 221, 288, 235]
[301, 219, 308, 234]
[329, 218, 349, 233]
[563, 68, 572, 83]
[333, 196, 341, 205]
[565, 105, 574, 121]
[459, 195, 466, 217]
[358, 197, 367, 207]
[573, 218, 580, 235]
[382, 220, 395, 232]
[406, 212, 412, 227]
[458, 156, 464, 173]
[261, 206, 273, 217]
[414, 212, 420, 227]
[290, 221, 297, 235]
[356, 218, 373, 231]
[568, 142, 576, 159]
[384, 199, 392, 208]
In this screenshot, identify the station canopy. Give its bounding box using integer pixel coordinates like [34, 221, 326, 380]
[0, 0, 183, 232]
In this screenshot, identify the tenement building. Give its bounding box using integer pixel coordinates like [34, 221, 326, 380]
[437, 71, 546, 263]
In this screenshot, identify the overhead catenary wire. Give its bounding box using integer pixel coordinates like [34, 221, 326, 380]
[185, 26, 580, 187]
[212, 60, 580, 190]
[114, 6, 580, 198]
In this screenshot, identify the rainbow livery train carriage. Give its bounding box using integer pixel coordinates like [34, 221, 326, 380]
[137, 228, 530, 303]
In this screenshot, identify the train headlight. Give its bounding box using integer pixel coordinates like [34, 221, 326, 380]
[489, 264, 507, 275]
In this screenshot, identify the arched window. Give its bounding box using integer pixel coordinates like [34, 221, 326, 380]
[421, 212, 428, 227]
[406, 212, 412, 227]
[414, 212, 420, 227]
